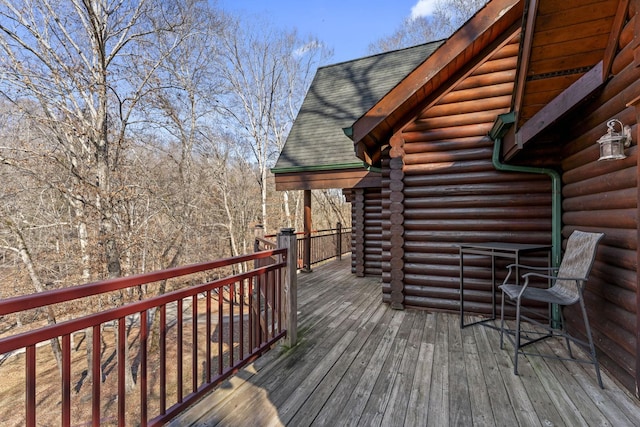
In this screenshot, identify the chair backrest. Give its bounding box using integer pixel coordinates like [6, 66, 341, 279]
[554, 230, 604, 303]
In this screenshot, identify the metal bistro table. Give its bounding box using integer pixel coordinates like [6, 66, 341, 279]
[459, 242, 551, 329]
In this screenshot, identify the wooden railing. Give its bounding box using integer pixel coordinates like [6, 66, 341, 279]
[0, 232, 298, 427]
[262, 224, 352, 271]
[297, 227, 352, 269]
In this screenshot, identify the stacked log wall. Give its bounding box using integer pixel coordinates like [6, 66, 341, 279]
[381, 151, 391, 301]
[560, 3, 639, 394]
[387, 31, 553, 313]
[350, 188, 382, 277]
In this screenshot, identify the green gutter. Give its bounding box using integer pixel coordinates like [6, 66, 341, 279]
[489, 112, 562, 327]
[271, 161, 376, 174]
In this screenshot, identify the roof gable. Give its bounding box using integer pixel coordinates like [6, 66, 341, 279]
[349, 0, 524, 165]
[273, 41, 443, 173]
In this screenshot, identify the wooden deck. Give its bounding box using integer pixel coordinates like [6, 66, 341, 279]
[171, 258, 640, 426]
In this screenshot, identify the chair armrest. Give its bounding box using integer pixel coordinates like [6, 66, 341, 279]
[522, 272, 587, 282]
[502, 265, 559, 297]
[505, 263, 558, 272]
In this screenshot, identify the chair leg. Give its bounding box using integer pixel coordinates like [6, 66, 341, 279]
[514, 297, 521, 375]
[579, 298, 604, 389]
[500, 291, 506, 349]
[559, 308, 574, 359]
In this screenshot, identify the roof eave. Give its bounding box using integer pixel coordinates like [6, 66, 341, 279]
[271, 162, 370, 175]
[349, 0, 524, 164]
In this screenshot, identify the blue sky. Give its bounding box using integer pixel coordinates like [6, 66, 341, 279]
[217, 0, 437, 65]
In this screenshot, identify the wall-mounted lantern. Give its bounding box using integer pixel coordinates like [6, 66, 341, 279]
[597, 119, 632, 161]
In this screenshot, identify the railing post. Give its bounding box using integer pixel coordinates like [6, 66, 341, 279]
[278, 228, 297, 347]
[253, 224, 264, 253]
[336, 222, 342, 261]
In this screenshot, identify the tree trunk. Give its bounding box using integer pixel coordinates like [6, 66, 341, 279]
[12, 226, 63, 373]
[72, 199, 91, 281]
[283, 190, 292, 228]
[261, 166, 268, 233]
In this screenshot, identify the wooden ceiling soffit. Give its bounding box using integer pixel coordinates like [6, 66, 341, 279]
[504, 61, 605, 160]
[274, 169, 381, 191]
[349, 0, 523, 164]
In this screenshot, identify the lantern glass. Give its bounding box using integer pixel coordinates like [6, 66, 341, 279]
[598, 137, 626, 160]
[597, 119, 631, 161]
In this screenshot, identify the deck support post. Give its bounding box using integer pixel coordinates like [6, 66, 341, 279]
[336, 222, 342, 260]
[353, 189, 366, 277]
[388, 134, 406, 310]
[278, 228, 298, 347]
[303, 189, 312, 272]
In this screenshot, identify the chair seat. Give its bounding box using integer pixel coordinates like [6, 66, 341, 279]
[500, 284, 578, 305]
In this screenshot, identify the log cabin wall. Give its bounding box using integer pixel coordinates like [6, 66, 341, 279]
[381, 145, 407, 308]
[557, 2, 639, 394]
[384, 31, 553, 313]
[350, 188, 382, 277]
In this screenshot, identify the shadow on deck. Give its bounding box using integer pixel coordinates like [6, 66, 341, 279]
[171, 258, 640, 426]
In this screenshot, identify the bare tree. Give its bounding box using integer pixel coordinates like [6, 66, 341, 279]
[0, 0, 191, 279]
[0, 169, 65, 372]
[312, 190, 351, 230]
[134, 1, 225, 271]
[202, 133, 262, 261]
[368, 0, 488, 54]
[0, 0, 201, 391]
[216, 16, 330, 233]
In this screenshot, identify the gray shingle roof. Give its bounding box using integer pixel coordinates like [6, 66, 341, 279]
[273, 40, 444, 172]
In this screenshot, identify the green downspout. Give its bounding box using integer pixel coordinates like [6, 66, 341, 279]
[489, 112, 562, 326]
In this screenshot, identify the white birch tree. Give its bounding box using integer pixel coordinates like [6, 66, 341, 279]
[0, 0, 200, 391]
[216, 16, 330, 233]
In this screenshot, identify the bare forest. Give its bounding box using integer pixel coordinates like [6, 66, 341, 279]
[0, 0, 349, 307]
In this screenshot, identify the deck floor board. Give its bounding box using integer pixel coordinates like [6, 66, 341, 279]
[172, 259, 640, 426]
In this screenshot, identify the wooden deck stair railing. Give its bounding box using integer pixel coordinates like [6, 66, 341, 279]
[0, 231, 298, 427]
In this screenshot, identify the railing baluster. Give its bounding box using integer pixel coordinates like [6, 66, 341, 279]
[140, 310, 148, 426]
[62, 334, 71, 427]
[239, 279, 244, 361]
[229, 283, 234, 368]
[270, 271, 275, 338]
[277, 269, 282, 334]
[118, 317, 126, 426]
[26, 345, 36, 427]
[248, 276, 254, 351]
[192, 294, 198, 393]
[92, 325, 101, 426]
[206, 290, 211, 383]
[177, 299, 183, 403]
[218, 289, 223, 375]
[160, 304, 166, 415]
[258, 274, 263, 346]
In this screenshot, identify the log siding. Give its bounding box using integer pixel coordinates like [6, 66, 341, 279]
[559, 2, 639, 394]
[351, 188, 382, 277]
[383, 31, 553, 314]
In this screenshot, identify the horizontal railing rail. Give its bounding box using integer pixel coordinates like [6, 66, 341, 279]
[261, 225, 352, 271]
[0, 249, 288, 427]
[296, 227, 352, 269]
[254, 237, 277, 251]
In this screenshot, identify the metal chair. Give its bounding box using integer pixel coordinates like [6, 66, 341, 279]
[499, 230, 605, 388]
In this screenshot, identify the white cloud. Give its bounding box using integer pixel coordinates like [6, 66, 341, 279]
[294, 40, 323, 57]
[410, 0, 437, 19]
